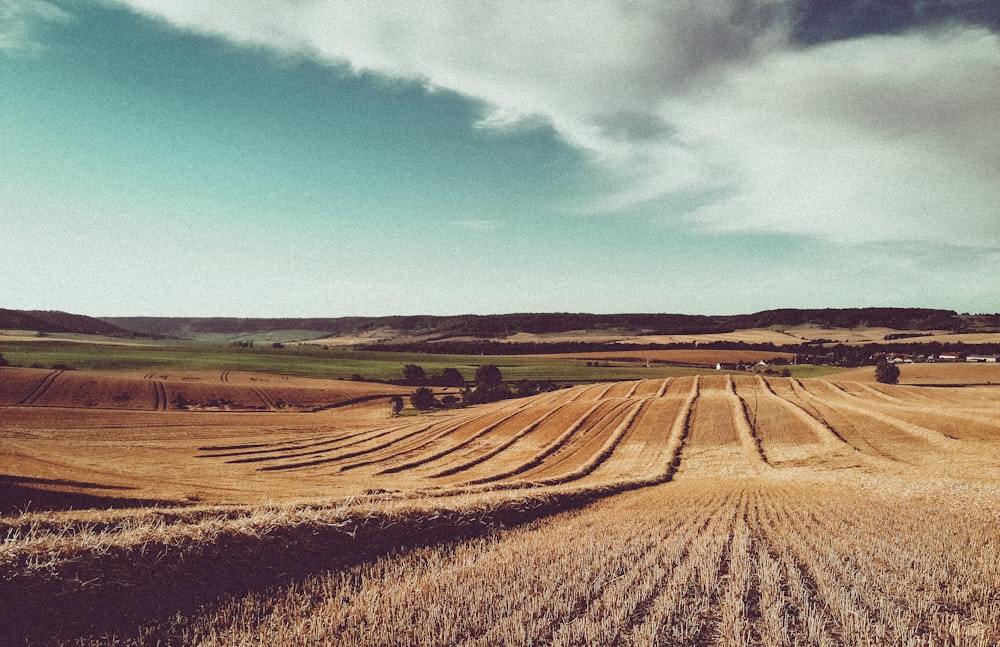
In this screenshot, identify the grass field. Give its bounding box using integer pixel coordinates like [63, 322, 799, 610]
[2, 355, 1000, 645]
[0, 336, 833, 383]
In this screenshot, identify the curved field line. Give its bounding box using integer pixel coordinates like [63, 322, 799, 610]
[837, 382, 1000, 436]
[659, 376, 700, 481]
[18, 371, 62, 406]
[806, 380, 961, 448]
[428, 406, 568, 478]
[521, 398, 634, 483]
[422, 390, 698, 494]
[558, 384, 600, 404]
[655, 378, 671, 398]
[756, 377, 848, 448]
[844, 382, 909, 405]
[605, 383, 692, 480]
[220, 425, 423, 465]
[461, 400, 610, 486]
[197, 433, 335, 452]
[591, 382, 617, 401]
[256, 422, 443, 471]
[334, 410, 536, 473]
[378, 410, 542, 474]
[623, 380, 642, 399]
[532, 399, 650, 486]
[522, 387, 575, 408]
[220, 371, 230, 383]
[783, 380, 914, 466]
[347, 411, 517, 472]
[380, 403, 566, 476]
[727, 376, 770, 469]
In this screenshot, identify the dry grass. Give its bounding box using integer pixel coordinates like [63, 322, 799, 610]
[3, 365, 1000, 645]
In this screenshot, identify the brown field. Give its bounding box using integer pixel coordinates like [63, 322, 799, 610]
[535, 349, 796, 366]
[2, 364, 1000, 645]
[451, 326, 1000, 347]
[294, 324, 1000, 348]
[835, 361, 1000, 385]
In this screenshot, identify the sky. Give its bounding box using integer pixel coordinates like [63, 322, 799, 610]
[2, 0, 999, 317]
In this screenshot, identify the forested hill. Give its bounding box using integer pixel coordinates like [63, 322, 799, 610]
[2, 308, 979, 340]
[0, 309, 133, 336]
[100, 308, 969, 340]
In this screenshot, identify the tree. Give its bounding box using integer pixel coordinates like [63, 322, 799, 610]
[410, 387, 437, 410]
[402, 364, 426, 385]
[0, 353, 8, 367]
[388, 395, 404, 417]
[474, 364, 502, 390]
[875, 359, 900, 384]
[439, 367, 465, 387]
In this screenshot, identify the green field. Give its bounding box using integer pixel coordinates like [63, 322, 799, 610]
[0, 335, 842, 384]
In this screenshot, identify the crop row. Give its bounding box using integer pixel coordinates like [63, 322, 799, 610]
[134, 480, 1000, 646]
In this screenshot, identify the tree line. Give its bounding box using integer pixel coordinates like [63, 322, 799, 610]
[398, 364, 558, 411]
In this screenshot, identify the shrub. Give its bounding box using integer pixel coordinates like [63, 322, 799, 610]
[173, 393, 193, 410]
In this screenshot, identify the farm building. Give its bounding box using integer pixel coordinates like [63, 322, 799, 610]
[937, 352, 964, 362]
[966, 354, 999, 363]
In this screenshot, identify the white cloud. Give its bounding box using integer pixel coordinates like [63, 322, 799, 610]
[679, 28, 1000, 247]
[110, 1, 1000, 247]
[0, 0, 70, 54]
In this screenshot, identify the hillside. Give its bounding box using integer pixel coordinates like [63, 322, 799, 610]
[100, 308, 972, 342]
[0, 309, 134, 337]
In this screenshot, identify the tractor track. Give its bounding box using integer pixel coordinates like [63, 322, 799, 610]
[18, 371, 62, 406]
[151, 381, 168, 411]
[251, 387, 279, 411]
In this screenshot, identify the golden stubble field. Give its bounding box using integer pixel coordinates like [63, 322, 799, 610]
[2, 364, 1000, 645]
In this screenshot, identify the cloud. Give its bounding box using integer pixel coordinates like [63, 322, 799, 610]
[109, 1, 1000, 247]
[678, 28, 1000, 247]
[0, 0, 70, 54]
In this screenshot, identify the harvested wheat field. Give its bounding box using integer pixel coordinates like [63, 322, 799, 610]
[2, 365, 1000, 645]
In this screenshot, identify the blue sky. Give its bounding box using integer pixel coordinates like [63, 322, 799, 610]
[2, 1, 999, 317]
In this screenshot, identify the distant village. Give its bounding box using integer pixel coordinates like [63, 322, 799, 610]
[875, 352, 999, 364]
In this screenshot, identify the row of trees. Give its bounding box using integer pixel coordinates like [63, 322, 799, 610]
[401, 364, 465, 387]
[397, 364, 558, 412]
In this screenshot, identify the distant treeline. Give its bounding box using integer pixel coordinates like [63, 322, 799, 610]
[5, 307, 998, 341]
[101, 308, 978, 339]
[363, 339, 1000, 368]
[0, 309, 134, 337]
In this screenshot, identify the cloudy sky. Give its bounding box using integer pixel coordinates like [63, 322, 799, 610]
[2, 0, 998, 317]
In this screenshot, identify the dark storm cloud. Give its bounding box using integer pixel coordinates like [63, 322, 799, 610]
[792, 0, 1000, 44]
